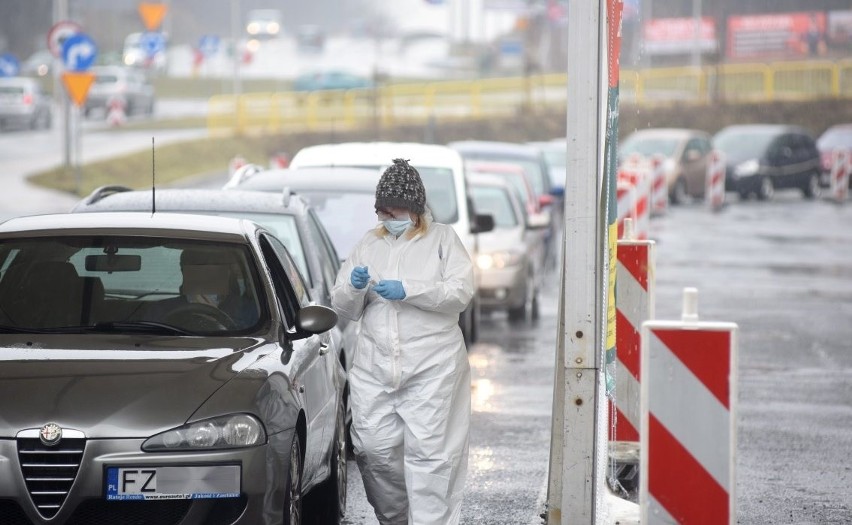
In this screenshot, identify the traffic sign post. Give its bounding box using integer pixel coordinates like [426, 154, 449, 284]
[59, 31, 98, 196]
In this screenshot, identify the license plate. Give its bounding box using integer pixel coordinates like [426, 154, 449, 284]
[106, 466, 240, 500]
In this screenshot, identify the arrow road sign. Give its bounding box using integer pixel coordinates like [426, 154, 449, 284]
[62, 33, 98, 72]
[139, 32, 166, 58]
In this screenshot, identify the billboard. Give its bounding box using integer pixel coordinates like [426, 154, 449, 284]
[727, 12, 827, 59]
[643, 17, 717, 56]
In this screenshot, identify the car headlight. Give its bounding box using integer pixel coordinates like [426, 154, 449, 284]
[734, 159, 760, 177]
[476, 251, 524, 270]
[142, 414, 266, 451]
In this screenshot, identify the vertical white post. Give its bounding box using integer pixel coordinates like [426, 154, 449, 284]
[546, 0, 608, 523]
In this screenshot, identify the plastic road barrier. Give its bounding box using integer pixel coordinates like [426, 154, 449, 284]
[829, 148, 850, 203]
[706, 150, 726, 212]
[612, 218, 656, 443]
[618, 164, 650, 240]
[228, 155, 247, 176]
[106, 96, 126, 127]
[640, 288, 738, 524]
[269, 152, 290, 169]
[649, 154, 668, 217]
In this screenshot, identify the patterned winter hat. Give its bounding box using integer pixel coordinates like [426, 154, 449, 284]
[375, 158, 427, 215]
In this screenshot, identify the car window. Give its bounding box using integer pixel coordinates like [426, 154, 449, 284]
[306, 209, 340, 298]
[259, 234, 309, 330]
[619, 136, 680, 158]
[262, 234, 311, 308]
[470, 185, 519, 228]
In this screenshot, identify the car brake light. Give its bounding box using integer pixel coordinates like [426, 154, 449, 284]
[22, 93, 33, 105]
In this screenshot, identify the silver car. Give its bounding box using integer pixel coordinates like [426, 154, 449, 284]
[0, 76, 52, 131]
[84, 65, 155, 118]
[0, 212, 347, 524]
[466, 173, 548, 322]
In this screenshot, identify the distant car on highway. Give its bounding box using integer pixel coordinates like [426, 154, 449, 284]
[292, 70, 372, 92]
[713, 124, 822, 200]
[84, 65, 155, 118]
[0, 76, 52, 131]
[246, 9, 282, 40]
[618, 128, 713, 204]
[816, 123, 852, 186]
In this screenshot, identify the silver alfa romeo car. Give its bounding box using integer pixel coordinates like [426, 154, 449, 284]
[0, 212, 347, 524]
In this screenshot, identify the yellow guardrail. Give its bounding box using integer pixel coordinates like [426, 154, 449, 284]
[207, 59, 852, 135]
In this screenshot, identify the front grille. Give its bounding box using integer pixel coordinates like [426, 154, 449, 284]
[17, 437, 85, 519]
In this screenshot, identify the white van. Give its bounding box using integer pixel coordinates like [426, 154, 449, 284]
[289, 141, 493, 344]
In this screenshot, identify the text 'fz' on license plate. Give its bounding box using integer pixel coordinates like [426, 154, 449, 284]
[106, 466, 241, 500]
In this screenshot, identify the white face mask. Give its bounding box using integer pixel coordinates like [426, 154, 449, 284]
[383, 218, 412, 236]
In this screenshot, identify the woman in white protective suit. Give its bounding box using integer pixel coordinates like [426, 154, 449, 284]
[331, 158, 473, 525]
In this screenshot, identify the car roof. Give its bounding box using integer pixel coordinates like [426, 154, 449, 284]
[290, 142, 464, 170]
[73, 188, 309, 216]
[623, 128, 709, 139]
[234, 167, 381, 193]
[0, 212, 254, 241]
[448, 140, 543, 158]
[466, 172, 514, 190]
[715, 124, 809, 136]
[465, 160, 527, 174]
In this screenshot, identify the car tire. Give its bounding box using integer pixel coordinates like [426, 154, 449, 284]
[757, 176, 774, 201]
[306, 402, 348, 524]
[508, 275, 538, 323]
[802, 172, 821, 199]
[670, 178, 688, 205]
[284, 432, 304, 525]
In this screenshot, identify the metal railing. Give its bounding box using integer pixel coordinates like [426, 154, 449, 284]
[207, 59, 852, 134]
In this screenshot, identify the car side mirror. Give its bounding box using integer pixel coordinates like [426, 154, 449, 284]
[471, 213, 495, 234]
[291, 304, 338, 339]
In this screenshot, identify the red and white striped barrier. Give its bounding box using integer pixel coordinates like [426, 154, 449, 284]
[611, 218, 656, 444]
[228, 155, 248, 176]
[706, 150, 726, 212]
[618, 164, 651, 240]
[106, 96, 127, 128]
[640, 288, 738, 524]
[649, 154, 668, 217]
[829, 148, 850, 203]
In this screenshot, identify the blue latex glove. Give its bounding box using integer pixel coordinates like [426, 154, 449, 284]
[373, 280, 406, 300]
[350, 266, 370, 289]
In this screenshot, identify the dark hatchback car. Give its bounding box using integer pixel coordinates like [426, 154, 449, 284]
[713, 124, 822, 201]
[0, 212, 347, 524]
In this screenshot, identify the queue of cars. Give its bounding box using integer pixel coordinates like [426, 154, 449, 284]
[618, 123, 847, 202]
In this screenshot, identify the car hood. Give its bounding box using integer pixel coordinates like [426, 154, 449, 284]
[478, 226, 526, 252]
[0, 335, 267, 438]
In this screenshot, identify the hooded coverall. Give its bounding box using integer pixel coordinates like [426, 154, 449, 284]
[331, 217, 473, 525]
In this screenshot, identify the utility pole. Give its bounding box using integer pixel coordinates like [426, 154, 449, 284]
[54, 0, 71, 169]
[546, 0, 610, 522]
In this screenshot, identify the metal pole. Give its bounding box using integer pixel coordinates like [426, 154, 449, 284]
[230, 0, 242, 131]
[54, 0, 71, 170]
[546, 0, 608, 522]
[692, 0, 702, 67]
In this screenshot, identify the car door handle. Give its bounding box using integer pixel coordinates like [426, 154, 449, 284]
[319, 343, 330, 356]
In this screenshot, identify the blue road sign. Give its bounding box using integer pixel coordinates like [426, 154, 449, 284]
[199, 35, 220, 58]
[139, 32, 166, 58]
[62, 32, 98, 72]
[0, 53, 20, 77]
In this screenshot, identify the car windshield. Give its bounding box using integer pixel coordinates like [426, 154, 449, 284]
[0, 236, 266, 335]
[619, 135, 680, 158]
[714, 129, 777, 157]
[470, 186, 518, 228]
[472, 169, 533, 209]
[298, 190, 377, 259]
[336, 165, 459, 225]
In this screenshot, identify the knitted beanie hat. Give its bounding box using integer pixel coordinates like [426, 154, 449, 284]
[375, 158, 427, 215]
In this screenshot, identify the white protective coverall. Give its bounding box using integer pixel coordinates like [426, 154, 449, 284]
[331, 215, 473, 525]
